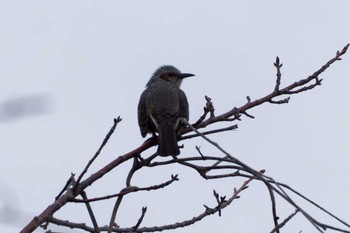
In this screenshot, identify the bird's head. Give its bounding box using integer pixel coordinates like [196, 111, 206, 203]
[147, 65, 194, 87]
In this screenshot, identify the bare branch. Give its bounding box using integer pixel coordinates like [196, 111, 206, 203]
[181, 124, 237, 140]
[55, 173, 75, 200]
[274, 56, 283, 92]
[49, 217, 95, 232]
[114, 173, 256, 232]
[181, 117, 350, 232]
[21, 44, 350, 233]
[181, 44, 349, 132]
[75, 117, 122, 187]
[81, 191, 100, 233]
[108, 194, 123, 233]
[72, 175, 179, 203]
[192, 95, 215, 128]
[269, 97, 290, 104]
[46, 174, 256, 233]
[270, 209, 299, 233]
[132, 207, 147, 231]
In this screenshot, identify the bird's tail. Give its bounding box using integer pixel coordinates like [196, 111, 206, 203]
[157, 124, 180, 156]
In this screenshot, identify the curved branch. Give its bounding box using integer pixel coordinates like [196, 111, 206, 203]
[20, 44, 350, 233]
[182, 44, 349, 132]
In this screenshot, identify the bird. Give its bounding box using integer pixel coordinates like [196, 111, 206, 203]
[137, 65, 194, 156]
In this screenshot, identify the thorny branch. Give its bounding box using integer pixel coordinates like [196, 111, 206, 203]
[21, 44, 349, 233]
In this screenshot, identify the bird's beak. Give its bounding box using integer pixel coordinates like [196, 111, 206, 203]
[179, 73, 195, 79]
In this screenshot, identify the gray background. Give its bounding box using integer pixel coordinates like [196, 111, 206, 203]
[0, 1, 349, 232]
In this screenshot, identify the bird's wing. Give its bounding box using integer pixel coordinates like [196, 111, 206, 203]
[178, 89, 189, 120]
[137, 90, 149, 137]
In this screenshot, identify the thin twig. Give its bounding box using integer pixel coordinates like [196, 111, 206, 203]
[81, 191, 100, 233]
[270, 209, 299, 233]
[132, 207, 147, 230]
[181, 125, 237, 140]
[192, 95, 216, 128]
[46, 173, 255, 233]
[274, 56, 282, 92]
[49, 218, 95, 233]
[55, 173, 75, 200]
[75, 117, 122, 188]
[126, 152, 158, 187]
[267, 184, 280, 233]
[269, 180, 350, 229]
[73, 175, 179, 203]
[181, 118, 348, 232]
[108, 195, 123, 233]
[110, 173, 257, 232]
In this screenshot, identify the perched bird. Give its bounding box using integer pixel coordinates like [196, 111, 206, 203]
[137, 65, 194, 156]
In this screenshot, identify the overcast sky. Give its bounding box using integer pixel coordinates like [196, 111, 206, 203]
[0, 1, 349, 232]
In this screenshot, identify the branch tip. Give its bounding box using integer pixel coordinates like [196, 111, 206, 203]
[171, 174, 179, 181]
[114, 116, 122, 124]
[274, 56, 280, 66]
[246, 96, 251, 103]
[274, 56, 283, 68]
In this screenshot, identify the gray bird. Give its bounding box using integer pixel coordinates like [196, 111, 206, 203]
[137, 65, 194, 156]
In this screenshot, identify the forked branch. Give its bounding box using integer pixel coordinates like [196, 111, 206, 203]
[21, 44, 349, 233]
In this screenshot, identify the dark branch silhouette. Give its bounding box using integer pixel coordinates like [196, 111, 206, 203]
[21, 44, 350, 233]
